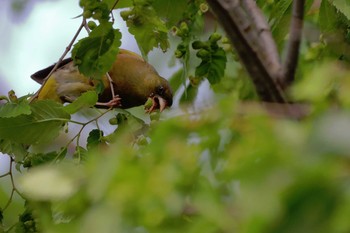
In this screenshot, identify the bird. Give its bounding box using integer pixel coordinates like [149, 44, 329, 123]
[30, 49, 173, 113]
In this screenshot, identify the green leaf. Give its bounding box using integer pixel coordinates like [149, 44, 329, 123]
[331, 0, 350, 20]
[87, 129, 104, 150]
[180, 84, 198, 104]
[73, 146, 88, 163]
[195, 47, 227, 85]
[23, 150, 67, 168]
[0, 100, 70, 145]
[168, 69, 185, 94]
[153, 0, 188, 27]
[72, 22, 121, 78]
[63, 91, 98, 114]
[121, 1, 169, 55]
[16, 209, 37, 233]
[0, 98, 31, 118]
[80, 0, 110, 22]
[318, 0, 350, 60]
[269, 0, 314, 50]
[108, 112, 146, 138]
[0, 139, 27, 162]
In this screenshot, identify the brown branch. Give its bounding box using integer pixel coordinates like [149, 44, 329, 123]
[282, 0, 305, 88]
[241, 0, 283, 81]
[236, 101, 310, 120]
[206, 0, 286, 103]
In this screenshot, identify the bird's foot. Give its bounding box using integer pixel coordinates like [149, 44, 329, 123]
[96, 95, 122, 108]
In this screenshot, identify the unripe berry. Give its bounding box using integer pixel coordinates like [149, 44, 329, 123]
[192, 40, 206, 49]
[209, 32, 222, 43]
[87, 21, 97, 30]
[180, 22, 189, 34]
[109, 117, 118, 125]
[196, 49, 211, 59]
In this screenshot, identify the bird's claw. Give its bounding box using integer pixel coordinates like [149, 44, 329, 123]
[96, 95, 122, 108]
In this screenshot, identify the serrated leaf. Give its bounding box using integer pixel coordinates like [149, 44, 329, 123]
[195, 48, 227, 85]
[0, 99, 31, 118]
[63, 91, 98, 114]
[0, 100, 70, 145]
[331, 0, 350, 20]
[72, 22, 121, 78]
[121, 3, 169, 55]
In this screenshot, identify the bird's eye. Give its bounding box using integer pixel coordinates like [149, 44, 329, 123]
[157, 86, 165, 95]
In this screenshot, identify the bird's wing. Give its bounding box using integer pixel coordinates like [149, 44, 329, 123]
[31, 58, 73, 84]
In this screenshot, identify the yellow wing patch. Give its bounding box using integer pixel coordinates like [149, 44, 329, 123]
[37, 76, 61, 102]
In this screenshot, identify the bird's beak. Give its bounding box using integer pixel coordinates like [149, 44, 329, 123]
[145, 95, 168, 113]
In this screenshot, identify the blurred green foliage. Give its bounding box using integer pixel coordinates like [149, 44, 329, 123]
[1, 0, 350, 232]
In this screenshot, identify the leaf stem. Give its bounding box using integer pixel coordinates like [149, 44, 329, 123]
[53, 108, 113, 163]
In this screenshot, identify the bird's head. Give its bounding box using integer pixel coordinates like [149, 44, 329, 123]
[145, 76, 173, 113]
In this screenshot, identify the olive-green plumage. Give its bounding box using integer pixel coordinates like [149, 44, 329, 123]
[31, 49, 173, 112]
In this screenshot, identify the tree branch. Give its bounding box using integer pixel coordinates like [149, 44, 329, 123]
[206, 0, 286, 103]
[282, 0, 305, 88]
[241, 0, 283, 81]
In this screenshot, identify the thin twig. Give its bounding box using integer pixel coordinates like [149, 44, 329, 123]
[106, 0, 121, 99]
[0, 171, 10, 178]
[105, 72, 116, 97]
[109, 0, 120, 13]
[2, 157, 25, 211]
[83, 17, 91, 33]
[282, 0, 305, 88]
[52, 108, 113, 163]
[31, 19, 86, 101]
[109, 0, 120, 24]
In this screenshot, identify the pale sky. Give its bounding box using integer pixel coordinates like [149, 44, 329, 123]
[0, 0, 140, 96]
